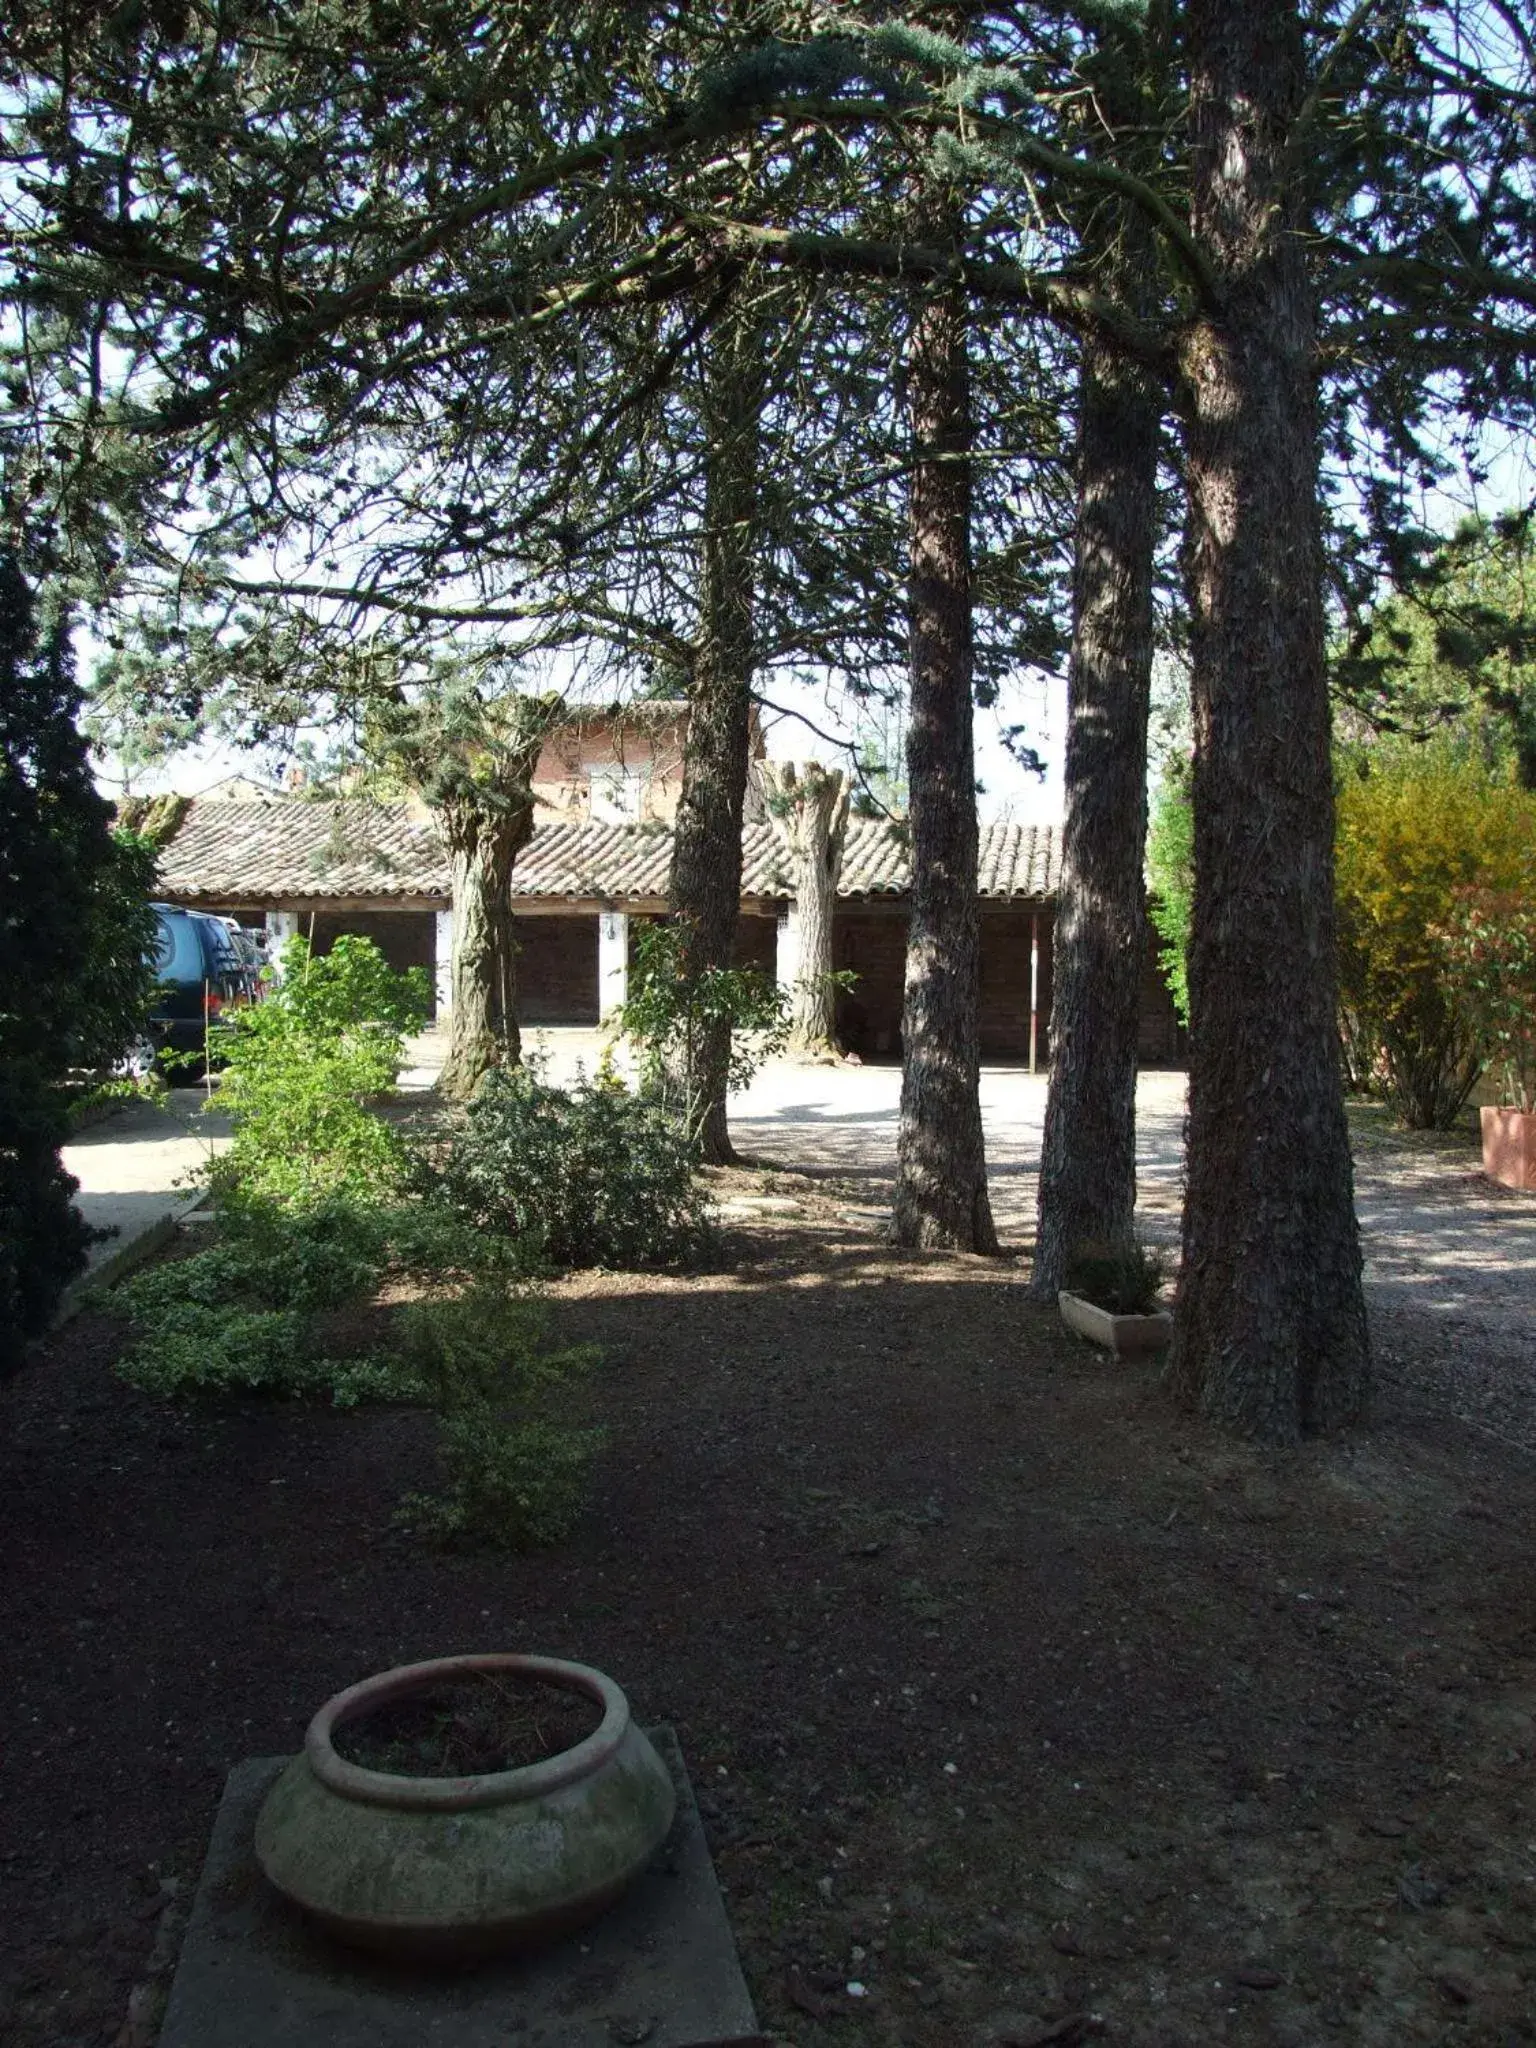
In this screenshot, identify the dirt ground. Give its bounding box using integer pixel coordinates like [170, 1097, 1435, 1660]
[3, 1167, 1536, 2048]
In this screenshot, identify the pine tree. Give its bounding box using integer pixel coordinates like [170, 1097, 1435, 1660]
[0, 554, 145, 1363]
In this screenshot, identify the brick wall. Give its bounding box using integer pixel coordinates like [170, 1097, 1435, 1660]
[978, 908, 1054, 1064]
[301, 909, 436, 983]
[734, 913, 778, 975]
[833, 906, 1057, 1062]
[1136, 924, 1187, 1065]
[515, 915, 600, 1023]
[834, 910, 908, 1057]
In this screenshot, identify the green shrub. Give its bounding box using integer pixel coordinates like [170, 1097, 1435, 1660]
[1064, 1239, 1167, 1315]
[1436, 883, 1536, 1113]
[613, 919, 789, 1143]
[397, 1280, 601, 1548]
[1146, 762, 1193, 1029]
[426, 1065, 715, 1270]
[120, 1199, 387, 1318]
[1335, 747, 1536, 1126]
[111, 1200, 421, 1405]
[210, 934, 430, 1208]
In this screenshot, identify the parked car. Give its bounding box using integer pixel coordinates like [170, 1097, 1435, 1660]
[148, 903, 265, 1066]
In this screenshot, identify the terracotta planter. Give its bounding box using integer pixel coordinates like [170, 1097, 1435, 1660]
[254, 1653, 676, 1962]
[1058, 1289, 1173, 1359]
[1481, 1105, 1536, 1191]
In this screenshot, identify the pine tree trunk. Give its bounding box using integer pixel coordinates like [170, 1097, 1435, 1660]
[437, 796, 536, 1102]
[669, 301, 762, 1163]
[764, 762, 850, 1055]
[1031, 340, 1160, 1296]
[1169, 0, 1369, 1439]
[893, 237, 998, 1255]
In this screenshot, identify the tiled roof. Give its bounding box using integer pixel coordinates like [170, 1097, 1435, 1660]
[510, 821, 676, 901]
[152, 799, 1059, 906]
[153, 799, 450, 901]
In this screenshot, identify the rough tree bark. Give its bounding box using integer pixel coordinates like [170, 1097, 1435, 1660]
[1168, 0, 1370, 1438]
[892, 205, 998, 1254]
[1031, 323, 1162, 1292]
[762, 759, 850, 1056]
[434, 727, 544, 1102]
[669, 296, 762, 1163]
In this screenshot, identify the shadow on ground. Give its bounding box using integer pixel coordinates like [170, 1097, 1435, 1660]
[3, 1222, 1536, 2048]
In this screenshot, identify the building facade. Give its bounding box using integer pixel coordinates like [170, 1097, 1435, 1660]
[150, 793, 1184, 1068]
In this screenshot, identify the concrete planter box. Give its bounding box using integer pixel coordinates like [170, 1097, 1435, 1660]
[1058, 1289, 1173, 1359]
[1481, 1105, 1536, 1191]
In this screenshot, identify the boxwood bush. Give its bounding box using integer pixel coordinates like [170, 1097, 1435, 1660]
[426, 1066, 715, 1271]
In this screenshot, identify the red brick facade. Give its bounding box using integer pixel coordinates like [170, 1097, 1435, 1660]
[516, 916, 602, 1024]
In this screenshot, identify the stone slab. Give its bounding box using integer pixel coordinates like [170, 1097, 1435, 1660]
[157, 1728, 765, 2048]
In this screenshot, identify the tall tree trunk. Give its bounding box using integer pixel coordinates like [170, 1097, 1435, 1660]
[893, 220, 998, 1254]
[1169, 0, 1369, 1439]
[1031, 341, 1161, 1295]
[669, 298, 762, 1163]
[763, 760, 850, 1055]
[436, 792, 537, 1101]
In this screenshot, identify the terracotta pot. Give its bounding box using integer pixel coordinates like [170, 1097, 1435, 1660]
[1481, 1105, 1536, 1191]
[1058, 1289, 1173, 1359]
[254, 1653, 676, 1962]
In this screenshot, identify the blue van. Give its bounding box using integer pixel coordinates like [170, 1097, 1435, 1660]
[148, 903, 263, 1064]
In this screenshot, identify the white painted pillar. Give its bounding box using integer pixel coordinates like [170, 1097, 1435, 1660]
[1029, 910, 1040, 1075]
[434, 907, 454, 1017]
[775, 908, 801, 999]
[598, 911, 629, 1019]
[264, 909, 299, 979]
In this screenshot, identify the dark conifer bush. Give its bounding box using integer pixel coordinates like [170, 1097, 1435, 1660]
[0, 552, 156, 1364]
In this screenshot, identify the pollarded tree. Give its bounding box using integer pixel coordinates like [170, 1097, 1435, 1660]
[761, 758, 850, 1056]
[96, 616, 562, 1099]
[371, 676, 561, 1100]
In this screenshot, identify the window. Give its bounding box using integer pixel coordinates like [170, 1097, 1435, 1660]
[589, 766, 644, 824]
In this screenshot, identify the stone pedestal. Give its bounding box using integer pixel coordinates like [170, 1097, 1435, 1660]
[157, 1728, 763, 2048]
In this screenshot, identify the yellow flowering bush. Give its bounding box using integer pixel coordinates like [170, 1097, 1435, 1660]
[1334, 749, 1536, 1127]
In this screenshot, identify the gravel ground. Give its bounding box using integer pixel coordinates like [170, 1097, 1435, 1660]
[75, 1041, 1536, 1453]
[1349, 1108, 1536, 1453]
[729, 1063, 1536, 1458]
